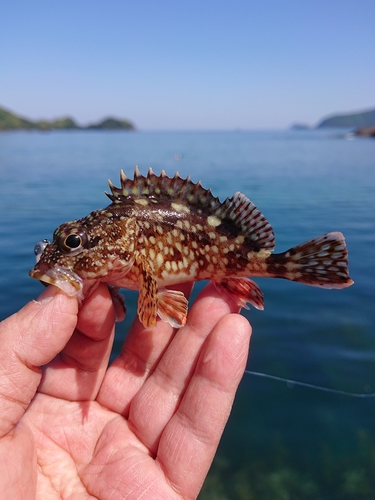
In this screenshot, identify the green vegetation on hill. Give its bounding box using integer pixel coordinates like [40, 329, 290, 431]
[35, 117, 80, 130]
[86, 117, 134, 130]
[0, 106, 35, 130]
[0, 105, 135, 131]
[317, 108, 375, 128]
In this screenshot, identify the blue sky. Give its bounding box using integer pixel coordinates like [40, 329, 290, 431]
[2, 0, 375, 130]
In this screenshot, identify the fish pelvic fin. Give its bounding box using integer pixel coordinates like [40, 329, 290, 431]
[214, 277, 264, 310]
[269, 232, 354, 289]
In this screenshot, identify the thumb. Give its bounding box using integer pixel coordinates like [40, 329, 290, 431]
[0, 287, 78, 437]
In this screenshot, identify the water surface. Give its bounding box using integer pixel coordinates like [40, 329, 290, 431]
[1, 130, 374, 498]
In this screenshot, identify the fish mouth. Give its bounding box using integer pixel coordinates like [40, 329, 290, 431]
[29, 263, 83, 297]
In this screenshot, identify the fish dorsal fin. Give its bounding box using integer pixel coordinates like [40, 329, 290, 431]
[217, 192, 275, 251]
[106, 167, 222, 212]
[106, 168, 275, 251]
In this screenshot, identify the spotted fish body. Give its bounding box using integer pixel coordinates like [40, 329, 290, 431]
[30, 168, 353, 328]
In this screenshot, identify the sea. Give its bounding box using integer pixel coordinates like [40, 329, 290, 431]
[1, 129, 374, 499]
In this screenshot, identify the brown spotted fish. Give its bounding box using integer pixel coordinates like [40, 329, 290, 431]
[30, 167, 353, 328]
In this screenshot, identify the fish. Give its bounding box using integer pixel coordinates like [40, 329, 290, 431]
[29, 167, 354, 328]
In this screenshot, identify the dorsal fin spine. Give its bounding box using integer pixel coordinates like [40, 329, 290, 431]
[134, 165, 141, 178]
[220, 192, 276, 251]
[106, 168, 275, 251]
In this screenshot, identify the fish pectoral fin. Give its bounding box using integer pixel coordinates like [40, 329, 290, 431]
[157, 288, 189, 328]
[136, 254, 188, 329]
[214, 277, 264, 310]
[136, 255, 158, 329]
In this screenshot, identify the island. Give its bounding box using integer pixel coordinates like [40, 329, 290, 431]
[289, 123, 311, 131]
[86, 117, 135, 130]
[289, 107, 375, 138]
[316, 108, 375, 129]
[0, 105, 135, 131]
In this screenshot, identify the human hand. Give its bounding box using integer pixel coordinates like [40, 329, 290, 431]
[0, 282, 251, 499]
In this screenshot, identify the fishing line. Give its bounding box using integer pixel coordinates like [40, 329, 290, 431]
[244, 370, 375, 398]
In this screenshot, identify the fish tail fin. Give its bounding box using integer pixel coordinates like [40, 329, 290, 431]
[271, 232, 354, 289]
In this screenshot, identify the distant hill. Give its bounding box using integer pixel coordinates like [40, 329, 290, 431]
[0, 106, 37, 130]
[316, 108, 375, 129]
[290, 123, 311, 130]
[36, 117, 80, 130]
[0, 105, 135, 131]
[86, 117, 134, 130]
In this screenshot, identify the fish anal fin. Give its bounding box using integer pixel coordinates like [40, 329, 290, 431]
[136, 254, 158, 328]
[215, 277, 264, 310]
[157, 288, 189, 328]
[219, 192, 275, 251]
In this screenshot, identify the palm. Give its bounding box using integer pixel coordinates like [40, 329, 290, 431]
[26, 397, 177, 498]
[0, 283, 251, 499]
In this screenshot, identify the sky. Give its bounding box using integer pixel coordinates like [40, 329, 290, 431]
[2, 0, 375, 130]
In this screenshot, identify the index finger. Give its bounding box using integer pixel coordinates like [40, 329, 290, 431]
[37, 284, 116, 401]
[158, 313, 251, 498]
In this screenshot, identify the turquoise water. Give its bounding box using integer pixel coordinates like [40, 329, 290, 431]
[1, 130, 375, 498]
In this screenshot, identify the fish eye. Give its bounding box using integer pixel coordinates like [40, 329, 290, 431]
[59, 230, 88, 254]
[65, 234, 83, 249]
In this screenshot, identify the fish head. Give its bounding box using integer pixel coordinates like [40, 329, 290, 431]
[29, 209, 136, 298]
[29, 220, 93, 297]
